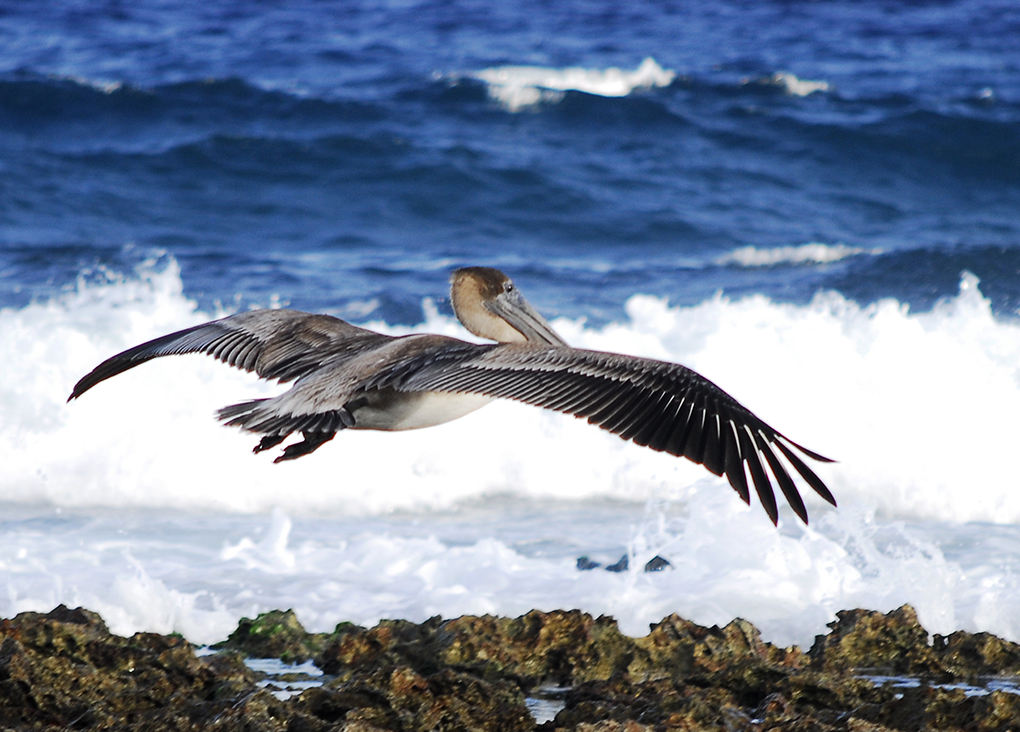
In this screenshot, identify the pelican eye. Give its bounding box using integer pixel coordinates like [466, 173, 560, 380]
[503, 282, 515, 293]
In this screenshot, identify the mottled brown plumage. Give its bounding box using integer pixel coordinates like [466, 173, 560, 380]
[70, 266, 835, 524]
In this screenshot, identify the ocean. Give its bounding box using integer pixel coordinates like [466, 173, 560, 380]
[1, 0, 1019, 650]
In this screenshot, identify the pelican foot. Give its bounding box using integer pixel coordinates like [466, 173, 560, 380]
[273, 431, 336, 463]
[253, 434, 287, 454]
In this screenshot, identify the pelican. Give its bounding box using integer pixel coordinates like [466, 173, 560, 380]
[69, 267, 835, 525]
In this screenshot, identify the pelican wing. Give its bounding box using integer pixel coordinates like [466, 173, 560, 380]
[399, 344, 835, 525]
[68, 309, 382, 400]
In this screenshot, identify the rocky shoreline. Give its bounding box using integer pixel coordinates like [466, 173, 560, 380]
[2, 604, 1020, 731]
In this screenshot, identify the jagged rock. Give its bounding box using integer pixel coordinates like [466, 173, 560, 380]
[296, 665, 533, 731]
[316, 616, 446, 679]
[213, 608, 336, 664]
[605, 556, 629, 573]
[557, 723, 652, 732]
[854, 683, 1020, 731]
[933, 629, 1020, 677]
[809, 605, 942, 675]
[629, 612, 807, 686]
[316, 610, 642, 688]
[0, 604, 305, 731]
[542, 677, 743, 731]
[5, 603, 1020, 731]
[642, 556, 670, 572]
[440, 610, 641, 686]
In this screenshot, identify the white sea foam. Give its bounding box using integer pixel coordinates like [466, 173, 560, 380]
[773, 72, 830, 96]
[4, 259, 1020, 521]
[746, 72, 830, 97]
[717, 242, 876, 267]
[472, 57, 675, 111]
[58, 74, 125, 95]
[3, 260, 1020, 648]
[0, 494, 1009, 648]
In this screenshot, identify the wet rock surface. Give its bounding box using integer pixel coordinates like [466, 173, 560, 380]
[3, 603, 1020, 730]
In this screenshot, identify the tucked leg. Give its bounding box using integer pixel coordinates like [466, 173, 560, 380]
[273, 431, 336, 463]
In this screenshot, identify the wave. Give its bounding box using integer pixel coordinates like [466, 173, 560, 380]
[3, 258, 1019, 526]
[0, 71, 382, 154]
[469, 58, 676, 111]
[5, 67, 1017, 184]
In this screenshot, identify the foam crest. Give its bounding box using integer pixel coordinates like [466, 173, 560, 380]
[717, 243, 876, 267]
[53, 73, 125, 95]
[472, 57, 675, 111]
[772, 72, 830, 97]
[744, 72, 831, 97]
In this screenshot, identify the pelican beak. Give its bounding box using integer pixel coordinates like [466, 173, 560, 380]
[489, 289, 568, 346]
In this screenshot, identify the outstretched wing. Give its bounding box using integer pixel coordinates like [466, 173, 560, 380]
[397, 343, 836, 525]
[69, 309, 384, 400]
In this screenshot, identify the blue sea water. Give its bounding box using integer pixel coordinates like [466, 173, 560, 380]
[2, 1, 1020, 649]
[3, 0, 1019, 321]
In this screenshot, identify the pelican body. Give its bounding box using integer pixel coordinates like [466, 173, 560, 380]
[70, 267, 835, 525]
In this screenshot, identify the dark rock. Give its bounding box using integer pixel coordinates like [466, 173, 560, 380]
[642, 555, 670, 572]
[548, 676, 742, 731]
[5, 603, 1020, 731]
[932, 629, 1020, 676]
[213, 608, 334, 664]
[864, 682, 1020, 731]
[0, 604, 309, 731]
[605, 555, 629, 572]
[296, 665, 533, 731]
[632, 613, 806, 683]
[315, 610, 642, 689]
[438, 610, 644, 687]
[576, 556, 601, 570]
[316, 615, 445, 678]
[809, 605, 942, 675]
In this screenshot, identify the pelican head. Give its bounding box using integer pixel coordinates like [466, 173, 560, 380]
[450, 267, 568, 346]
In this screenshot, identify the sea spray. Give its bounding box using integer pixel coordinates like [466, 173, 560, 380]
[3, 260, 1018, 521]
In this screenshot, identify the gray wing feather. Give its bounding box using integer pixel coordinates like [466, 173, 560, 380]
[69, 309, 382, 400]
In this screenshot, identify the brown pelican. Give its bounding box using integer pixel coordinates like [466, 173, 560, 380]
[69, 267, 835, 525]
